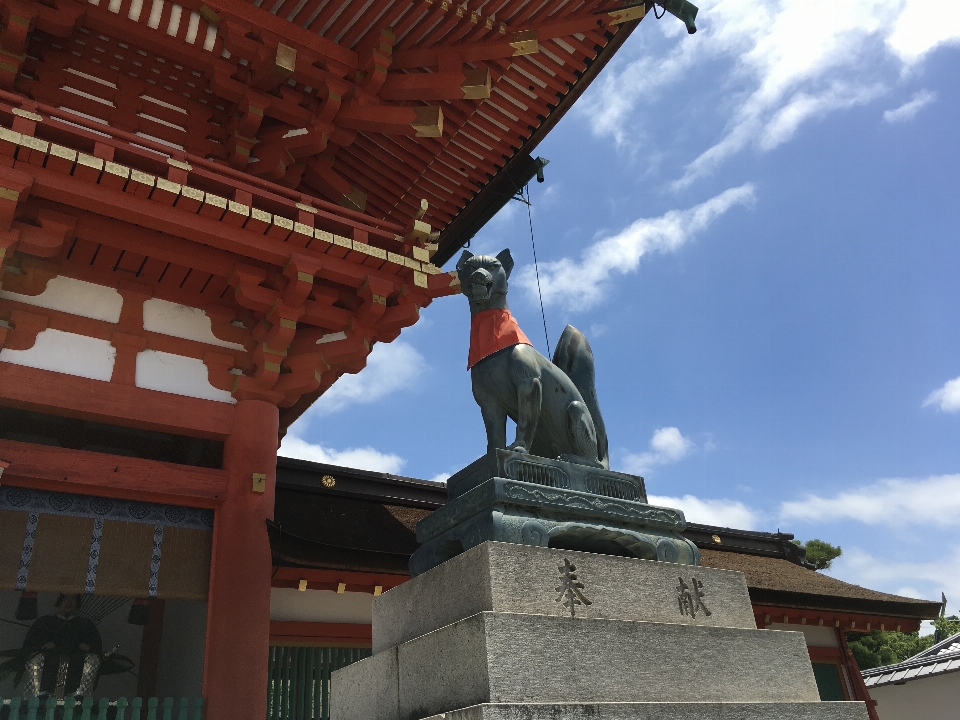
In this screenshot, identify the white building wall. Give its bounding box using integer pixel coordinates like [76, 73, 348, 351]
[270, 588, 373, 625]
[0, 328, 116, 380]
[0, 276, 123, 322]
[870, 672, 960, 720]
[142, 298, 244, 350]
[135, 350, 235, 403]
[767, 623, 840, 647]
[1, 274, 241, 403]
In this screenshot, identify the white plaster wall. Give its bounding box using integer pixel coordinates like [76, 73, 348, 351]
[142, 298, 244, 350]
[270, 588, 373, 624]
[0, 275, 123, 323]
[870, 672, 960, 720]
[135, 350, 235, 403]
[767, 623, 839, 647]
[0, 328, 116, 380]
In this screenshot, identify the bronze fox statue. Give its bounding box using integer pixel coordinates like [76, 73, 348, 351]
[457, 248, 609, 469]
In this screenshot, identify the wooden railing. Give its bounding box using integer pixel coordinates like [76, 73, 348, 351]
[267, 646, 370, 720]
[0, 697, 203, 720]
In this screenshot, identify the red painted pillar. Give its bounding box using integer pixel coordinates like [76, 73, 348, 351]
[203, 400, 278, 720]
[837, 629, 880, 720]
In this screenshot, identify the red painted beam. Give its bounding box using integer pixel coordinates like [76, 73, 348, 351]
[24, 165, 406, 292]
[0, 362, 234, 438]
[0, 438, 227, 507]
[808, 646, 843, 663]
[752, 604, 923, 634]
[269, 621, 372, 646]
[202, 0, 358, 69]
[271, 566, 409, 592]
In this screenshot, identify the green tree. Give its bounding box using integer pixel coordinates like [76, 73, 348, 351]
[792, 538, 842, 571]
[933, 614, 960, 642]
[846, 630, 935, 670]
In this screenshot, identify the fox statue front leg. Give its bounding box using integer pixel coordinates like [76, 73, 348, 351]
[509, 376, 542, 454]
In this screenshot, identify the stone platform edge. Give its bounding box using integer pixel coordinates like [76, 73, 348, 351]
[418, 702, 870, 720]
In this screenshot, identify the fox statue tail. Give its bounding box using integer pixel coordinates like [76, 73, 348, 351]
[552, 325, 609, 469]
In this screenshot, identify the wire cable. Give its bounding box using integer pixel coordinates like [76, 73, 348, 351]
[523, 183, 551, 358]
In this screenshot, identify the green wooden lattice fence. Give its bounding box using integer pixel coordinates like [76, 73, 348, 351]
[0, 697, 203, 720]
[267, 646, 370, 720]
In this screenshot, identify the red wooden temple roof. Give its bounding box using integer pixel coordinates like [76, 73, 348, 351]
[4, 0, 649, 259]
[0, 0, 660, 429]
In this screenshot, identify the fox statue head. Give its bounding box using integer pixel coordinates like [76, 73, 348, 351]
[456, 249, 514, 315]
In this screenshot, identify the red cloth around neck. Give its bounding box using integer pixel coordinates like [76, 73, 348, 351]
[468, 308, 532, 369]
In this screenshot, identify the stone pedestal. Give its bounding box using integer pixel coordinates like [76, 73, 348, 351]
[410, 450, 699, 576]
[332, 542, 868, 720]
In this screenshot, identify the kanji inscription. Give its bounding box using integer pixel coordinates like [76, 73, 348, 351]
[556, 558, 592, 618]
[677, 576, 712, 619]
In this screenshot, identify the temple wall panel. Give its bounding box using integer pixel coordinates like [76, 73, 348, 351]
[0, 509, 28, 584]
[0, 276, 124, 322]
[0, 328, 117, 381]
[142, 298, 245, 351]
[155, 526, 214, 601]
[24, 514, 95, 593]
[0, 486, 214, 598]
[270, 587, 373, 625]
[135, 349, 236, 403]
[94, 520, 157, 597]
[768, 623, 840, 648]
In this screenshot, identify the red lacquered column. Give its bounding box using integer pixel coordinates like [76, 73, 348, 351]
[202, 399, 278, 720]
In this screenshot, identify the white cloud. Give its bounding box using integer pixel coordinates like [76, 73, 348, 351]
[923, 375, 960, 412]
[428, 472, 451, 483]
[278, 435, 406, 474]
[308, 340, 426, 417]
[886, 0, 960, 63]
[895, 586, 924, 599]
[884, 88, 937, 122]
[628, 427, 695, 469]
[759, 83, 886, 150]
[582, 0, 960, 188]
[780, 473, 960, 526]
[648, 493, 761, 530]
[826, 545, 957, 606]
[517, 184, 755, 311]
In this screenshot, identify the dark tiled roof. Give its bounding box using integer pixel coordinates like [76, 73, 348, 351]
[863, 632, 960, 687]
[699, 549, 940, 620]
[270, 490, 431, 575]
[682, 523, 813, 568]
[271, 456, 441, 574]
[269, 457, 943, 620]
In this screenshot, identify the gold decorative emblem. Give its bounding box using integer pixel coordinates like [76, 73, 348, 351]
[321, 475, 336, 488]
[711, 534, 722, 544]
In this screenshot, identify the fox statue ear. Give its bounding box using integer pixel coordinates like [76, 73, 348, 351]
[456, 250, 475, 274]
[496, 249, 514, 277]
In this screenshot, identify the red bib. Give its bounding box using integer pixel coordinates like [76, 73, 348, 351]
[468, 308, 532, 369]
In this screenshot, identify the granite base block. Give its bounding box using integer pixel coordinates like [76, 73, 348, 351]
[375, 542, 756, 653]
[340, 611, 824, 720]
[330, 646, 399, 720]
[418, 703, 870, 720]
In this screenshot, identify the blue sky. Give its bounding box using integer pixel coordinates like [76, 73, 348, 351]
[282, 0, 960, 614]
